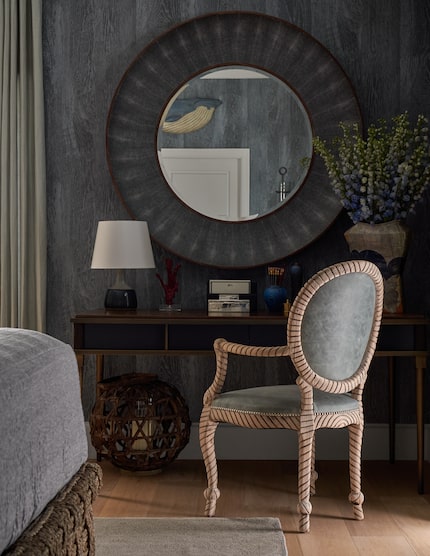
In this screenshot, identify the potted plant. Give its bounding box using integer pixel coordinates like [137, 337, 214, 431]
[313, 112, 430, 312]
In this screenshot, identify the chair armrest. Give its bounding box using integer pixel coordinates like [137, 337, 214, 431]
[203, 338, 290, 405]
[214, 338, 290, 358]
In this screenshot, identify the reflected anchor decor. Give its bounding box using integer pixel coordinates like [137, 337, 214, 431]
[276, 166, 289, 202]
[157, 258, 182, 311]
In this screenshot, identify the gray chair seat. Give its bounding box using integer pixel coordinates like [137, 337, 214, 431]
[212, 385, 359, 416]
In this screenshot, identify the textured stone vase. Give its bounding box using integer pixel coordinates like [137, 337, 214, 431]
[344, 220, 409, 313]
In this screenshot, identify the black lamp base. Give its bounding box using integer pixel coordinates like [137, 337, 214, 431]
[104, 289, 137, 309]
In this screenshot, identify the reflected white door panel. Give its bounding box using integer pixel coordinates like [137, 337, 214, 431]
[159, 148, 250, 220]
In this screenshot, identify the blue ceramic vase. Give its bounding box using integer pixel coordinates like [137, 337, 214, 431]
[263, 285, 287, 313]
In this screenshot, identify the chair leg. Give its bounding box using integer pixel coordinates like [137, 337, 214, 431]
[310, 434, 318, 496]
[297, 430, 314, 533]
[348, 423, 365, 520]
[199, 407, 220, 517]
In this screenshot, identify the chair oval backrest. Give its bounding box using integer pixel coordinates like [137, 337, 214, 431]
[287, 260, 384, 390]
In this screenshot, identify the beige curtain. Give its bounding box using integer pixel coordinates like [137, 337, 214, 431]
[0, 0, 46, 330]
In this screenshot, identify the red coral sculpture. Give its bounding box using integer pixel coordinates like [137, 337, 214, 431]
[156, 258, 181, 305]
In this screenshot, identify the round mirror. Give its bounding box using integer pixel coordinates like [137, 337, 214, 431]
[157, 66, 312, 221]
[106, 12, 361, 268]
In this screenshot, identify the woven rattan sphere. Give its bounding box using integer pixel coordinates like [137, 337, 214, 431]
[90, 373, 191, 472]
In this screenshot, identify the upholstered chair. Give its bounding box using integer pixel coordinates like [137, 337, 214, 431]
[199, 260, 384, 533]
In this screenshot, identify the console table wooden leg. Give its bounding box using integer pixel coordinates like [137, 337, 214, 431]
[416, 356, 425, 494]
[76, 353, 84, 396]
[388, 356, 395, 464]
[95, 354, 104, 398]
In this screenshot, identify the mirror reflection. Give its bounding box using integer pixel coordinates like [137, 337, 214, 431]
[157, 66, 312, 221]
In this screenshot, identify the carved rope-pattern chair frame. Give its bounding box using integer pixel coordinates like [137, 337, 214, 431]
[200, 260, 384, 532]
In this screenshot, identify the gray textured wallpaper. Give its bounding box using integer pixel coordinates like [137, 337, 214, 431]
[42, 1, 430, 422]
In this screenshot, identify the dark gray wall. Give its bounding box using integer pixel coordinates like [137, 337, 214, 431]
[42, 1, 430, 423]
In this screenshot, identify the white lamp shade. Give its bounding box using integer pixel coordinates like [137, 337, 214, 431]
[91, 220, 155, 269]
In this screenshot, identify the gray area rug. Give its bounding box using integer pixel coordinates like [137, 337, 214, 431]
[95, 517, 288, 556]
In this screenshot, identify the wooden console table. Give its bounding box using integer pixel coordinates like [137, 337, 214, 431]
[71, 310, 429, 493]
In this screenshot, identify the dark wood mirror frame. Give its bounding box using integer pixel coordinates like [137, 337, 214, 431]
[106, 11, 361, 268]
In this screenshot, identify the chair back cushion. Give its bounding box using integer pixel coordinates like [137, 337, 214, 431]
[288, 261, 383, 388]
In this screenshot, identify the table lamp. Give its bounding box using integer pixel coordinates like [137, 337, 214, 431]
[91, 220, 155, 309]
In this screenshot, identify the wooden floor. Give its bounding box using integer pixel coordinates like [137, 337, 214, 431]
[93, 459, 430, 555]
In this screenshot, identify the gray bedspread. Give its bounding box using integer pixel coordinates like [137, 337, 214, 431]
[0, 328, 88, 553]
